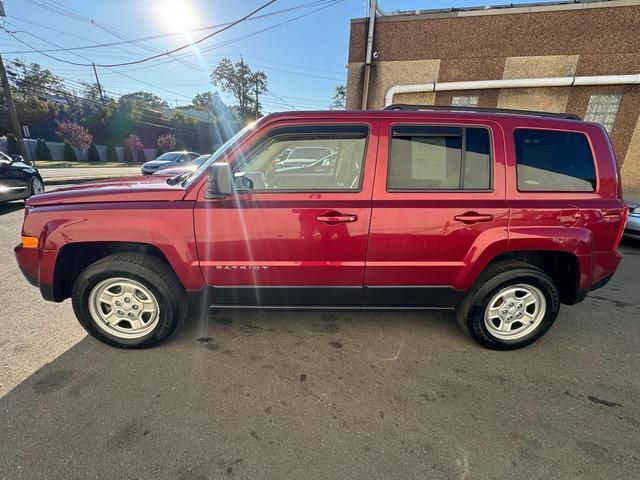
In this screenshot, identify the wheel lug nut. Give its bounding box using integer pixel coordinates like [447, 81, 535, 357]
[128, 312, 134, 318]
[508, 302, 514, 307]
[117, 310, 124, 315]
[115, 301, 121, 306]
[124, 297, 131, 303]
[132, 305, 139, 310]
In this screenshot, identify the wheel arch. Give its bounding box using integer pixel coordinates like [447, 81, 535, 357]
[52, 241, 175, 302]
[466, 249, 584, 305]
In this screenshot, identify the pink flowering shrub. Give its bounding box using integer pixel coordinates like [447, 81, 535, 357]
[55, 120, 93, 151]
[157, 134, 176, 152]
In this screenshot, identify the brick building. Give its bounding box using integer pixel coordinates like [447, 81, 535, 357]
[346, 0, 640, 191]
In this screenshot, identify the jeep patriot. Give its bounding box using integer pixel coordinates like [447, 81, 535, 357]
[15, 106, 627, 350]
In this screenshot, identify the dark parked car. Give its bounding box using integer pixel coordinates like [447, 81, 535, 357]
[141, 151, 200, 175]
[151, 154, 210, 177]
[0, 152, 44, 203]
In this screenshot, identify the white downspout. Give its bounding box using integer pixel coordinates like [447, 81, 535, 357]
[384, 74, 640, 107]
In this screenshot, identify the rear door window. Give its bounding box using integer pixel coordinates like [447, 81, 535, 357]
[388, 125, 492, 191]
[514, 129, 596, 192]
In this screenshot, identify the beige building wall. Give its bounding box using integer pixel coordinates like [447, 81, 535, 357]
[346, 0, 640, 192]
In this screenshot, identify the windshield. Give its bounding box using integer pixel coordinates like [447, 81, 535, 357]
[181, 123, 255, 187]
[155, 152, 183, 162]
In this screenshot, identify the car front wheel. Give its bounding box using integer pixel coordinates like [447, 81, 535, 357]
[456, 261, 560, 350]
[28, 176, 44, 197]
[71, 253, 187, 348]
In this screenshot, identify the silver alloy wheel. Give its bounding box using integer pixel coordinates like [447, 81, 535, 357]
[483, 283, 546, 340]
[88, 277, 160, 340]
[31, 177, 44, 195]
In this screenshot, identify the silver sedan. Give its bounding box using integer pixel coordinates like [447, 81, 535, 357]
[625, 203, 640, 240]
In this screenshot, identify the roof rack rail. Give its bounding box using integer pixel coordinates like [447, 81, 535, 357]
[382, 104, 582, 121]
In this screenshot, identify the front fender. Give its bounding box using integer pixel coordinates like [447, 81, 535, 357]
[32, 202, 203, 291]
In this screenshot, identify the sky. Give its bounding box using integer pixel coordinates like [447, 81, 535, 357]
[0, 0, 559, 112]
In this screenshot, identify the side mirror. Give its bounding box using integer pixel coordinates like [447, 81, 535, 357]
[206, 163, 234, 199]
[11, 155, 23, 164]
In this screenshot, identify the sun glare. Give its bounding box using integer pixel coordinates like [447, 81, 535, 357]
[157, 0, 197, 33]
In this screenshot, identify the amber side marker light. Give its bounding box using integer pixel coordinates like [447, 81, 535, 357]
[21, 236, 38, 249]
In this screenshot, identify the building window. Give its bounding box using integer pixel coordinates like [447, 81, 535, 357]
[452, 95, 479, 107]
[584, 94, 622, 134]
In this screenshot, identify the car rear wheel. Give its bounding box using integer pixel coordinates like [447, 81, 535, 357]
[456, 261, 560, 350]
[72, 253, 187, 348]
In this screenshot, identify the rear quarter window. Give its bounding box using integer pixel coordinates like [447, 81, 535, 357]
[514, 129, 596, 192]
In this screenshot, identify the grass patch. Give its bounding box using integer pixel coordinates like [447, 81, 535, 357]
[34, 161, 142, 168]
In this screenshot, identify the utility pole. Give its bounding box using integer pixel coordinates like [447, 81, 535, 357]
[0, 53, 27, 158]
[92, 63, 104, 102]
[0, 2, 27, 158]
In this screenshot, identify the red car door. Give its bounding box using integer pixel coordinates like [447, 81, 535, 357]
[364, 116, 509, 307]
[193, 118, 379, 306]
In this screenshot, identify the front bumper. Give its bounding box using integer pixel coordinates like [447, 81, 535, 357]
[14, 244, 58, 302]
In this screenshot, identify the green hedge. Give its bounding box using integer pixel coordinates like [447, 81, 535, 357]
[36, 139, 52, 161]
[87, 143, 100, 162]
[123, 146, 134, 163]
[7, 134, 20, 156]
[63, 142, 78, 162]
[107, 144, 118, 162]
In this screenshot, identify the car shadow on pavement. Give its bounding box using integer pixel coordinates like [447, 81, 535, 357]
[0, 309, 477, 479]
[0, 202, 24, 217]
[1, 306, 638, 479]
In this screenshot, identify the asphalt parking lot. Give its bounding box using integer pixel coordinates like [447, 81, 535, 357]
[0, 200, 639, 479]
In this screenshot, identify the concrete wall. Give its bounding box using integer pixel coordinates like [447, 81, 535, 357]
[0, 137, 158, 163]
[346, 0, 640, 191]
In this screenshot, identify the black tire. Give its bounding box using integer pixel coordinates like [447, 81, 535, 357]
[25, 176, 44, 200]
[71, 253, 187, 349]
[456, 261, 560, 350]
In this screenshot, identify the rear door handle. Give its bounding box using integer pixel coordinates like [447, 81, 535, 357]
[454, 212, 494, 224]
[316, 213, 358, 224]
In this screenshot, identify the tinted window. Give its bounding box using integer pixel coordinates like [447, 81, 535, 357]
[233, 125, 368, 191]
[388, 126, 491, 190]
[514, 129, 596, 192]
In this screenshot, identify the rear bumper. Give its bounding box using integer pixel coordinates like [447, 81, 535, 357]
[572, 250, 621, 304]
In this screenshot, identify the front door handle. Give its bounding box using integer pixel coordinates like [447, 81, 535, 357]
[316, 213, 358, 224]
[454, 212, 494, 224]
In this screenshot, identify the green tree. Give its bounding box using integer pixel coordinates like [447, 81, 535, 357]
[8, 60, 70, 110]
[211, 58, 268, 120]
[330, 85, 346, 110]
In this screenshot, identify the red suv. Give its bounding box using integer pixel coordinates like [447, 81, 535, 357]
[15, 106, 627, 350]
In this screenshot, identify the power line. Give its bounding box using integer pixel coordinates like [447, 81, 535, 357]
[2, 1, 278, 68]
[63, 1, 343, 77]
[5, 1, 337, 55]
